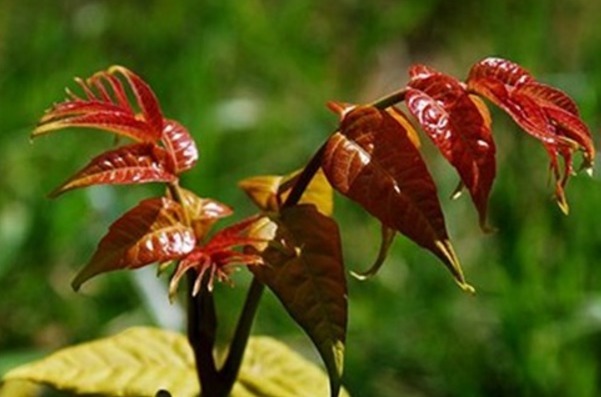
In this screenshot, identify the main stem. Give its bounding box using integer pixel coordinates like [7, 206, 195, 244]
[183, 87, 408, 396]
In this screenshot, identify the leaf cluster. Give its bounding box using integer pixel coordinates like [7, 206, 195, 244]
[7, 57, 594, 397]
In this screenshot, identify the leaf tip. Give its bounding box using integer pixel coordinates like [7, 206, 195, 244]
[458, 281, 476, 295]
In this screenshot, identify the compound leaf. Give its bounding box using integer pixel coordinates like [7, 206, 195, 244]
[322, 105, 472, 292]
[34, 67, 163, 142]
[467, 57, 595, 212]
[72, 197, 196, 291]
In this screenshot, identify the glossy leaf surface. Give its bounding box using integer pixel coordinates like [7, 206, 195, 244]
[162, 120, 199, 173]
[407, 65, 496, 229]
[322, 105, 472, 291]
[251, 205, 347, 397]
[72, 197, 195, 290]
[50, 143, 177, 197]
[467, 57, 595, 212]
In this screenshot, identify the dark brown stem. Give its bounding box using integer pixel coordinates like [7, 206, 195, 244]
[218, 277, 265, 389]
[370, 87, 407, 110]
[283, 142, 327, 208]
[186, 272, 222, 397]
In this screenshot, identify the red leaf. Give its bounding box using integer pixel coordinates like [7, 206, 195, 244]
[322, 105, 472, 291]
[169, 216, 264, 296]
[406, 67, 496, 229]
[50, 143, 177, 197]
[467, 57, 595, 212]
[110, 66, 164, 137]
[34, 66, 164, 142]
[168, 187, 233, 240]
[250, 205, 347, 397]
[72, 197, 195, 291]
[161, 120, 199, 173]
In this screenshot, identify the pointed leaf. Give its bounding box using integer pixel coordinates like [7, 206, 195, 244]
[168, 187, 233, 240]
[239, 169, 334, 215]
[350, 224, 396, 280]
[467, 57, 595, 210]
[110, 66, 164, 137]
[34, 66, 164, 142]
[407, 68, 496, 229]
[50, 143, 177, 197]
[1, 327, 350, 397]
[251, 205, 347, 397]
[161, 120, 199, 174]
[72, 197, 196, 290]
[322, 105, 472, 291]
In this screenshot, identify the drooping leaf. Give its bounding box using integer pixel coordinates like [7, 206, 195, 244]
[72, 197, 196, 291]
[250, 204, 347, 397]
[467, 57, 595, 212]
[239, 168, 334, 215]
[350, 224, 396, 280]
[237, 336, 351, 397]
[33, 67, 164, 142]
[50, 143, 177, 197]
[1, 327, 350, 397]
[162, 119, 199, 173]
[406, 66, 496, 230]
[322, 105, 473, 292]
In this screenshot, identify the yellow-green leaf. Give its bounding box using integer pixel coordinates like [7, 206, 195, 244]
[1, 327, 350, 397]
[239, 168, 333, 216]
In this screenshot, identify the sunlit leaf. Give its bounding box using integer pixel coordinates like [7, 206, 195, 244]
[467, 57, 595, 212]
[322, 105, 472, 291]
[1, 327, 350, 397]
[72, 197, 196, 291]
[251, 205, 346, 397]
[239, 169, 334, 215]
[168, 187, 233, 240]
[407, 66, 496, 230]
[162, 120, 199, 173]
[34, 67, 163, 142]
[50, 143, 177, 197]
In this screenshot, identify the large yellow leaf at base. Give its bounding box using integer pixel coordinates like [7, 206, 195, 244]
[1, 327, 350, 397]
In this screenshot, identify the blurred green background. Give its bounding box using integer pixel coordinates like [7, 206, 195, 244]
[2, 0, 601, 396]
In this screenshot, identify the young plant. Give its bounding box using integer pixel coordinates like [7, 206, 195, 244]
[1, 58, 595, 397]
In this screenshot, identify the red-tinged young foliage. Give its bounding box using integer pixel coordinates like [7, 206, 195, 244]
[33, 58, 595, 397]
[50, 143, 177, 197]
[33, 66, 198, 195]
[322, 104, 473, 291]
[169, 216, 265, 297]
[72, 197, 196, 291]
[467, 57, 595, 213]
[406, 65, 497, 230]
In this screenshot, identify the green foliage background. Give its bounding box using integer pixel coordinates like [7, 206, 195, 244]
[2, 1, 601, 396]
